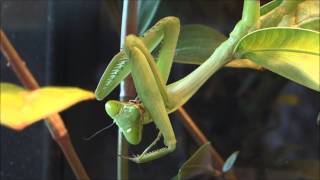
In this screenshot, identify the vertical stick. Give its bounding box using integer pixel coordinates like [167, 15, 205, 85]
[118, 0, 138, 179]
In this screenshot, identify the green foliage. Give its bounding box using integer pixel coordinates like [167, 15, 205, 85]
[174, 25, 227, 65]
[260, 0, 283, 16]
[174, 142, 214, 180]
[0, 82, 94, 130]
[299, 19, 320, 31]
[234, 27, 320, 91]
[173, 25, 262, 70]
[295, 0, 320, 31]
[260, 0, 320, 30]
[138, 0, 161, 34]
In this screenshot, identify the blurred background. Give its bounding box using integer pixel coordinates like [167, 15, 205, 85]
[1, 0, 319, 179]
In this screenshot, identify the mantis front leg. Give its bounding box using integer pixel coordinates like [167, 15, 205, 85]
[102, 17, 180, 163]
[123, 35, 176, 163]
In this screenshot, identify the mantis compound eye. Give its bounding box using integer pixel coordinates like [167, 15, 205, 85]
[105, 100, 124, 118]
[105, 100, 143, 145]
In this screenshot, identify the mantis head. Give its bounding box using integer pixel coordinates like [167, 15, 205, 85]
[105, 100, 143, 145]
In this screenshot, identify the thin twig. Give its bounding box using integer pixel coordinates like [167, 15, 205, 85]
[0, 29, 90, 180]
[176, 107, 237, 180]
[118, 0, 138, 179]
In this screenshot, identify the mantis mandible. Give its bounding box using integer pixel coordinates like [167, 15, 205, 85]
[96, 0, 260, 163]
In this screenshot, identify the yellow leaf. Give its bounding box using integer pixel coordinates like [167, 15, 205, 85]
[0, 82, 95, 130]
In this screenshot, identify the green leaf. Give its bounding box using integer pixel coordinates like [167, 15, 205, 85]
[259, 0, 320, 30]
[260, 0, 283, 16]
[295, 0, 319, 31]
[276, 0, 320, 31]
[299, 18, 320, 31]
[268, 0, 319, 30]
[174, 142, 215, 180]
[234, 27, 320, 91]
[138, 0, 161, 35]
[222, 151, 239, 173]
[174, 25, 227, 65]
[0, 82, 95, 130]
[173, 25, 261, 69]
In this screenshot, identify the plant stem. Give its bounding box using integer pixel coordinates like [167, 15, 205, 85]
[176, 107, 237, 180]
[0, 29, 90, 180]
[118, 0, 138, 179]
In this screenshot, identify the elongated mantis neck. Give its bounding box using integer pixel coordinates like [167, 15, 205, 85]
[167, 0, 260, 110]
[167, 23, 246, 109]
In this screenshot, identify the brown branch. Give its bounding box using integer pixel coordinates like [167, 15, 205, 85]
[176, 107, 237, 180]
[0, 29, 90, 180]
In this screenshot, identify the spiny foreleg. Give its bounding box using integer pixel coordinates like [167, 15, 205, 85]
[124, 36, 176, 163]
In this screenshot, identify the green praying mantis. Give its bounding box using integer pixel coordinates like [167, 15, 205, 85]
[95, 0, 261, 163]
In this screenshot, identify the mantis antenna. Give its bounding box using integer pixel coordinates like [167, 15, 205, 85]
[83, 122, 116, 140]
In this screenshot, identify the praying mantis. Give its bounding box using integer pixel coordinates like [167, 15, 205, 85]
[95, 0, 260, 163]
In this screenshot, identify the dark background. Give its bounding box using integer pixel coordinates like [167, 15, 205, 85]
[1, 0, 319, 179]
